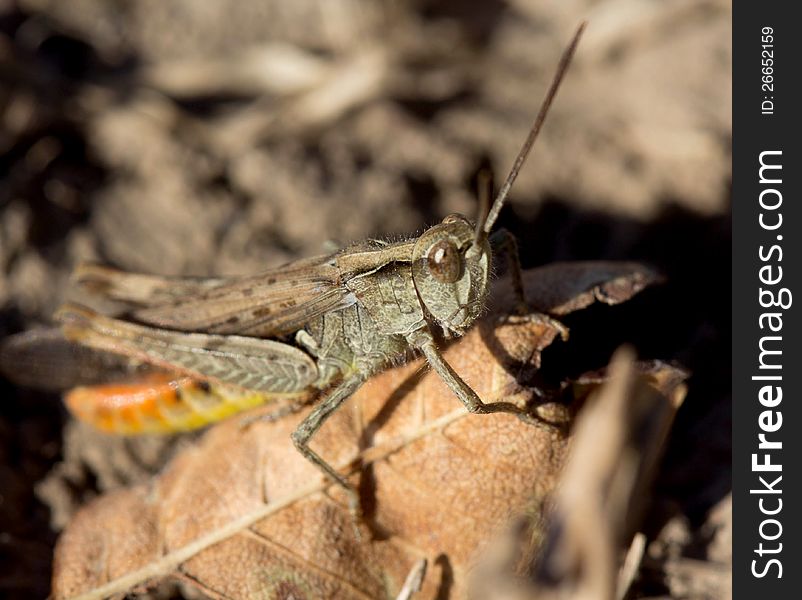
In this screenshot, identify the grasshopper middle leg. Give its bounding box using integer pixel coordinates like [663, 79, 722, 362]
[291, 373, 365, 514]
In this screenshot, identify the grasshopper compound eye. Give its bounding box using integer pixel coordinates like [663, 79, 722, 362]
[427, 239, 462, 283]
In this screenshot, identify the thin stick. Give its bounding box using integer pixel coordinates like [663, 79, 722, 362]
[395, 559, 428, 600]
[482, 21, 586, 234]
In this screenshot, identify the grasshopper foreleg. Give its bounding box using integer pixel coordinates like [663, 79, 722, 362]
[490, 228, 526, 312]
[414, 331, 537, 424]
[489, 229, 570, 341]
[291, 373, 365, 514]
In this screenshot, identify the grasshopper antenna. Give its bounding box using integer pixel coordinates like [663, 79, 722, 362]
[474, 169, 493, 244]
[479, 21, 586, 239]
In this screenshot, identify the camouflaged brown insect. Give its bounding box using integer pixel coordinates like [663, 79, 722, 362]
[53, 24, 585, 515]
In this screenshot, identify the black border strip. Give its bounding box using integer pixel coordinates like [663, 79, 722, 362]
[733, 4, 802, 595]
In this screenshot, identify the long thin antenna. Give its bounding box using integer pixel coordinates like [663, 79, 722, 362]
[474, 169, 493, 245]
[482, 21, 586, 235]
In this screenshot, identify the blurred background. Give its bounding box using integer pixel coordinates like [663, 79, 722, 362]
[0, 0, 730, 597]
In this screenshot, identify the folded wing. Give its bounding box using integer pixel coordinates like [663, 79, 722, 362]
[74, 255, 355, 337]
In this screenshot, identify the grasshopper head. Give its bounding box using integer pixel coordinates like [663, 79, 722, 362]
[411, 214, 491, 334]
[410, 22, 584, 336]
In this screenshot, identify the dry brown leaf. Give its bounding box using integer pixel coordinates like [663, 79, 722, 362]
[493, 261, 659, 316]
[51, 263, 661, 600]
[468, 351, 688, 600]
[530, 352, 687, 600]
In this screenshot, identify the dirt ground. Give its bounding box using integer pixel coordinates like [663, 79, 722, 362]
[0, 0, 730, 598]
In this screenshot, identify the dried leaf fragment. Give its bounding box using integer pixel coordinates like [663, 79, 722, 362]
[468, 351, 688, 600]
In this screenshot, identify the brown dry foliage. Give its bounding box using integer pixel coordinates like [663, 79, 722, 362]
[51, 262, 662, 599]
[469, 351, 688, 600]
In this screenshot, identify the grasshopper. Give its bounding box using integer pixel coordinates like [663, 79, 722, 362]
[16, 24, 584, 513]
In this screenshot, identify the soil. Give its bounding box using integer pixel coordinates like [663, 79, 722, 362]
[0, 1, 731, 598]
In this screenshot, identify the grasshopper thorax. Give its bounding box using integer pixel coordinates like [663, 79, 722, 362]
[411, 214, 491, 335]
